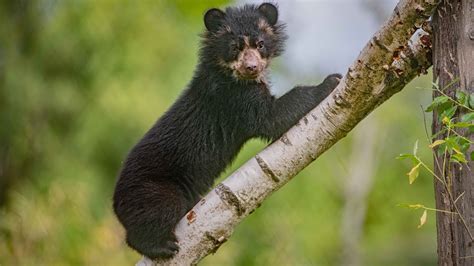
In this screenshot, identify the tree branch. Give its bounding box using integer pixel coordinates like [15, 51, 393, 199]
[137, 0, 438, 265]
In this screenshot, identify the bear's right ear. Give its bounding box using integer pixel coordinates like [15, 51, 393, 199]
[258, 3, 278, 26]
[204, 8, 226, 32]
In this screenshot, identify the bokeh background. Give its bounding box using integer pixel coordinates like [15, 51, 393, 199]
[0, 0, 437, 265]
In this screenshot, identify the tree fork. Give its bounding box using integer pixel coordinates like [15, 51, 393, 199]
[137, 1, 438, 265]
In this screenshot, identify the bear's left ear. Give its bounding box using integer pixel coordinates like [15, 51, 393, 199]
[258, 3, 278, 26]
[204, 8, 226, 32]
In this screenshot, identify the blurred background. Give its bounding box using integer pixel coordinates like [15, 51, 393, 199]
[0, 0, 437, 265]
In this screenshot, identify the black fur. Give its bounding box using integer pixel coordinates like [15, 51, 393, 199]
[113, 3, 341, 260]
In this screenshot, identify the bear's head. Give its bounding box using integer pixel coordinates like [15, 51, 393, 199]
[201, 3, 287, 82]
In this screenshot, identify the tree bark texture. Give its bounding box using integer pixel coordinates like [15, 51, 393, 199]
[137, 0, 438, 265]
[432, 0, 474, 265]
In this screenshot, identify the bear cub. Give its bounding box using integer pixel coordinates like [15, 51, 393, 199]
[113, 3, 341, 260]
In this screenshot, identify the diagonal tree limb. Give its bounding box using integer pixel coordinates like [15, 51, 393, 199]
[137, 0, 438, 265]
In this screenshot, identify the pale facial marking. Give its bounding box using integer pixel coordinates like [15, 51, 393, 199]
[243, 36, 250, 47]
[219, 35, 269, 82]
[233, 47, 267, 80]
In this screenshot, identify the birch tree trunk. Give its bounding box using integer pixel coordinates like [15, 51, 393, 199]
[138, 0, 438, 265]
[432, 0, 474, 265]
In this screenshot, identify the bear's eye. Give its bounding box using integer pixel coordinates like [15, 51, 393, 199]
[257, 40, 265, 50]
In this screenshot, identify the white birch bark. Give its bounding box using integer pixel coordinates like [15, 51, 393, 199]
[137, 0, 438, 265]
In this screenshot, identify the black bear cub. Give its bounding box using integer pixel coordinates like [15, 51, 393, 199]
[113, 3, 341, 260]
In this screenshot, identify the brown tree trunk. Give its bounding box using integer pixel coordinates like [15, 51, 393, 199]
[432, 0, 474, 265]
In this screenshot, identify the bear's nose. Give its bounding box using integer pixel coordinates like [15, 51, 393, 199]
[246, 64, 257, 71]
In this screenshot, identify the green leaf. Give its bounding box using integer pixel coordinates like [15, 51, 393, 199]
[453, 122, 472, 128]
[461, 112, 474, 122]
[425, 96, 450, 112]
[456, 136, 470, 144]
[408, 163, 421, 184]
[445, 136, 461, 152]
[429, 139, 445, 148]
[453, 147, 463, 155]
[418, 210, 427, 229]
[456, 137, 471, 152]
[471, 151, 474, 161]
[441, 105, 457, 119]
[469, 94, 474, 109]
[460, 143, 471, 153]
[451, 153, 467, 164]
[456, 91, 468, 106]
[439, 102, 456, 116]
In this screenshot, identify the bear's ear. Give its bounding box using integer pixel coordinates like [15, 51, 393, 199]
[204, 8, 226, 32]
[258, 3, 278, 26]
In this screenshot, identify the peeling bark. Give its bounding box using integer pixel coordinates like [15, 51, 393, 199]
[137, 0, 438, 265]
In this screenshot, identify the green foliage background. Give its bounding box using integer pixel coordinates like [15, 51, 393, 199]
[0, 1, 437, 265]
